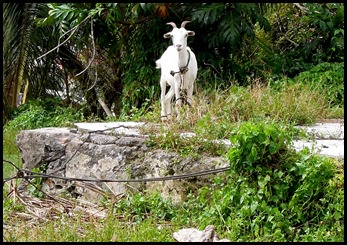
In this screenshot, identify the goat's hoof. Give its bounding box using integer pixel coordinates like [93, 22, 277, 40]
[161, 114, 172, 122]
[161, 116, 168, 122]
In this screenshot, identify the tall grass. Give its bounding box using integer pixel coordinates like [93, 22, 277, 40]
[3, 127, 22, 178]
[140, 82, 330, 142]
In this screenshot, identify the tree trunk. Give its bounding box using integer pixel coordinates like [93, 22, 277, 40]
[21, 79, 30, 105]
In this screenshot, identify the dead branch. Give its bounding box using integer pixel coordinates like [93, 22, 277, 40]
[284, 26, 299, 47]
[76, 18, 96, 77]
[36, 15, 91, 61]
[293, 3, 309, 13]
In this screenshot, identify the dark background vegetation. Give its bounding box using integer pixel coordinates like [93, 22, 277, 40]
[3, 3, 344, 121]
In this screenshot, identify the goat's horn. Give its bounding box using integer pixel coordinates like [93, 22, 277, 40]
[181, 21, 191, 28]
[166, 22, 177, 29]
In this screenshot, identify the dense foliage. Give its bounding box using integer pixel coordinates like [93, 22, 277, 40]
[253, 3, 344, 80]
[111, 121, 344, 242]
[3, 3, 344, 120]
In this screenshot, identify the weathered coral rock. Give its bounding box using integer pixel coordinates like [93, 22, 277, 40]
[16, 122, 229, 203]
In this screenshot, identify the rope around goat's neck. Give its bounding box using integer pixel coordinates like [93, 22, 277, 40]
[170, 50, 191, 76]
[165, 50, 191, 116]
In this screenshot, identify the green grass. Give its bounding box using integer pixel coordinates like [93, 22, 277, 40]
[3, 212, 176, 242]
[3, 127, 22, 178]
[326, 105, 344, 119]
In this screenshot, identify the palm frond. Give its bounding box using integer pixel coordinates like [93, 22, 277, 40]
[3, 3, 39, 110]
[3, 3, 80, 120]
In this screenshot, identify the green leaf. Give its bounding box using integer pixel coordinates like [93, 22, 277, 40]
[258, 174, 271, 188]
[269, 142, 279, 155]
[210, 9, 217, 23]
[66, 10, 75, 21]
[333, 211, 341, 219]
[250, 201, 258, 213]
[240, 195, 245, 205]
[319, 20, 327, 32]
[61, 10, 70, 20]
[277, 170, 284, 178]
[51, 10, 64, 19]
[58, 4, 71, 10]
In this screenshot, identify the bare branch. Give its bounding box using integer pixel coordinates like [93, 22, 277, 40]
[167, 4, 183, 22]
[285, 26, 299, 47]
[76, 18, 96, 77]
[35, 15, 91, 61]
[35, 28, 76, 60]
[275, 12, 283, 32]
[248, 47, 259, 58]
[86, 68, 98, 92]
[203, 61, 222, 78]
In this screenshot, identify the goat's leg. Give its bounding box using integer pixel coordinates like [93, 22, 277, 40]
[174, 79, 182, 121]
[186, 82, 194, 107]
[165, 87, 174, 120]
[160, 78, 168, 121]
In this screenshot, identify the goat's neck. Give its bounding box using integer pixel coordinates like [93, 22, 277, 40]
[177, 47, 189, 68]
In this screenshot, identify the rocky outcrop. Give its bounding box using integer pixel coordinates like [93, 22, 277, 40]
[16, 122, 229, 203]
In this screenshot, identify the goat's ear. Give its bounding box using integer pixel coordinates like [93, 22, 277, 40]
[187, 31, 195, 36]
[164, 33, 172, 38]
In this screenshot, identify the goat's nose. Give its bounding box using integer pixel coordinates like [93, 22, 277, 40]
[176, 44, 182, 48]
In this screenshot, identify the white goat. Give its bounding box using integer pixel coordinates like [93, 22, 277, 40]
[156, 21, 198, 121]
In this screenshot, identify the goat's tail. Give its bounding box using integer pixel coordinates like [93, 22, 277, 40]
[155, 59, 161, 69]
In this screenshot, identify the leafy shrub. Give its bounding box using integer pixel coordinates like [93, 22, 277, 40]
[294, 62, 344, 106]
[227, 121, 294, 173]
[5, 97, 85, 130]
[113, 191, 175, 222]
[3, 97, 87, 175]
[193, 121, 343, 241]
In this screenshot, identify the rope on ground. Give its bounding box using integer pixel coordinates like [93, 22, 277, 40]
[3, 159, 230, 184]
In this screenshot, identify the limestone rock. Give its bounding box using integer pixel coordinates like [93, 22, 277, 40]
[16, 123, 229, 203]
[173, 225, 231, 242]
